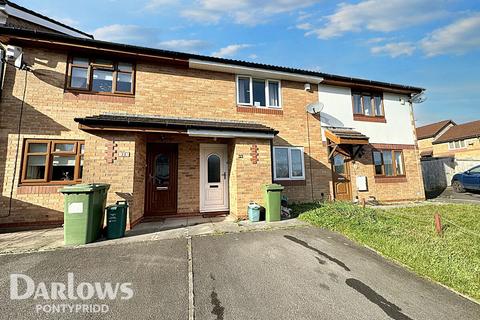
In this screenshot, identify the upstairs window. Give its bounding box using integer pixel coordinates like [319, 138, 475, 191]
[67, 56, 135, 94]
[352, 91, 384, 117]
[448, 140, 466, 150]
[237, 75, 281, 108]
[372, 150, 405, 177]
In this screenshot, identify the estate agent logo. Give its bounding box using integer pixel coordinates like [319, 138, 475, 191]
[10, 273, 133, 314]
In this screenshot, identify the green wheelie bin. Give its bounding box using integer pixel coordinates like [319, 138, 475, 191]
[106, 201, 128, 239]
[263, 183, 284, 222]
[60, 183, 110, 245]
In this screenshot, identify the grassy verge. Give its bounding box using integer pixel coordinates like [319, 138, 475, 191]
[294, 202, 480, 301]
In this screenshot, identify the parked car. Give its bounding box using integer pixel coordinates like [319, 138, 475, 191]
[451, 165, 480, 192]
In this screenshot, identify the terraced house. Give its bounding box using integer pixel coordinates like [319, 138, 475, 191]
[0, 15, 426, 229]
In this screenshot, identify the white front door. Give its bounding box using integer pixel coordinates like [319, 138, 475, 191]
[200, 144, 229, 212]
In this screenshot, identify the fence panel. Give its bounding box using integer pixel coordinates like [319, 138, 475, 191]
[421, 157, 480, 192]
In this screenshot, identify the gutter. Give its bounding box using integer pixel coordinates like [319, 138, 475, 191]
[189, 59, 324, 84]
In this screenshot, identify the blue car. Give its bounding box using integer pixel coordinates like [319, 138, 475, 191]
[451, 165, 480, 192]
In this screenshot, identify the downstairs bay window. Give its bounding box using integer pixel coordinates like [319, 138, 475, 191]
[21, 140, 84, 184]
[273, 147, 305, 180]
[237, 75, 281, 108]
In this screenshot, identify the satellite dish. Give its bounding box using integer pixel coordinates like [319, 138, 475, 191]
[306, 102, 324, 114]
[409, 93, 426, 104]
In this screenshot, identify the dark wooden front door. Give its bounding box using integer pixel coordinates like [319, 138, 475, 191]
[145, 143, 178, 216]
[332, 154, 352, 201]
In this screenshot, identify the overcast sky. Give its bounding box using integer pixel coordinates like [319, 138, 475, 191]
[18, 0, 480, 126]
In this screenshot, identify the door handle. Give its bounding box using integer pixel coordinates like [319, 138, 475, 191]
[223, 172, 227, 179]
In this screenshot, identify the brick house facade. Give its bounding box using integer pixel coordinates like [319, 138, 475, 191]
[0, 27, 425, 229]
[417, 120, 480, 160]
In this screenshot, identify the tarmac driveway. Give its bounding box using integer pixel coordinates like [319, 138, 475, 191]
[0, 238, 188, 320]
[193, 227, 479, 320]
[429, 186, 480, 204]
[0, 226, 478, 319]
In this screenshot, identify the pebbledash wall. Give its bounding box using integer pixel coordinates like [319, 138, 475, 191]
[0, 45, 424, 228]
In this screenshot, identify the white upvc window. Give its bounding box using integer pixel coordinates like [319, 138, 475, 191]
[448, 140, 466, 150]
[236, 75, 281, 108]
[273, 146, 305, 180]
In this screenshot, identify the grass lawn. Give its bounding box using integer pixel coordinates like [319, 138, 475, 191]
[294, 202, 480, 301]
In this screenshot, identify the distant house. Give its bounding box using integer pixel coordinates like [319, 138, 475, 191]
[416, 120, 456, 158]
[417, 120, 480, 160]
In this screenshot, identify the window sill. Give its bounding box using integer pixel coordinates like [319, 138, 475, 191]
[20, 181, 81, 185]
[17, 184, 78, 195]
[64, 90, 135, 104]
[237, 105, 283, 115]
[353, 114, 386, 123]
[374, 176, 407, 183]
[274, 179, 306, 186]
[65, 88, 134, 96]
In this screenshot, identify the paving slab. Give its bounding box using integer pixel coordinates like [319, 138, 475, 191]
[0, 216, 306, 254]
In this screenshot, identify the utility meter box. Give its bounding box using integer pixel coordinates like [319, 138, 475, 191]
[356, 176, 368, 192]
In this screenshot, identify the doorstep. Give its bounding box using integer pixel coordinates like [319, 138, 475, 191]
[0, 217, 308, 255]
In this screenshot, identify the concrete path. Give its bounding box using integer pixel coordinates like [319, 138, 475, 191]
[0, 226, 478, 319]
[0, 216, 308, 255]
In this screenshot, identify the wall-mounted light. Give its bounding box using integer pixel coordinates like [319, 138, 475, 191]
[304, 83, 311, 92]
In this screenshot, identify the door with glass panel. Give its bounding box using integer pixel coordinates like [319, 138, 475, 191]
[332, 154, 352, 201]
[145, 144, 178, 216]
[200, 144, 229, 212]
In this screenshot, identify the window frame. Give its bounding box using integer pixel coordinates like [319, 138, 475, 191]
[236, 75, 282, 108]
[21, 139, 85, 185]
[273, 146, 305, 181]
[352, 91, 384, 117]
[448, 140, 466, 150]
[372, 149, 406, 177]
[66, 56, 136, 96]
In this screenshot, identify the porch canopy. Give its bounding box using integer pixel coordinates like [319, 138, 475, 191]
[324, 127, 369, 160]
[74, 114, 278, 139]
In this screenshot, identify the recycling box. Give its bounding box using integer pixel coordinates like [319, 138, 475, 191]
[106, 201, 128, 239]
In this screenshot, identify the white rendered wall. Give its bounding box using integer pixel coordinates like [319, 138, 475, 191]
[318, 84, 415, 145]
